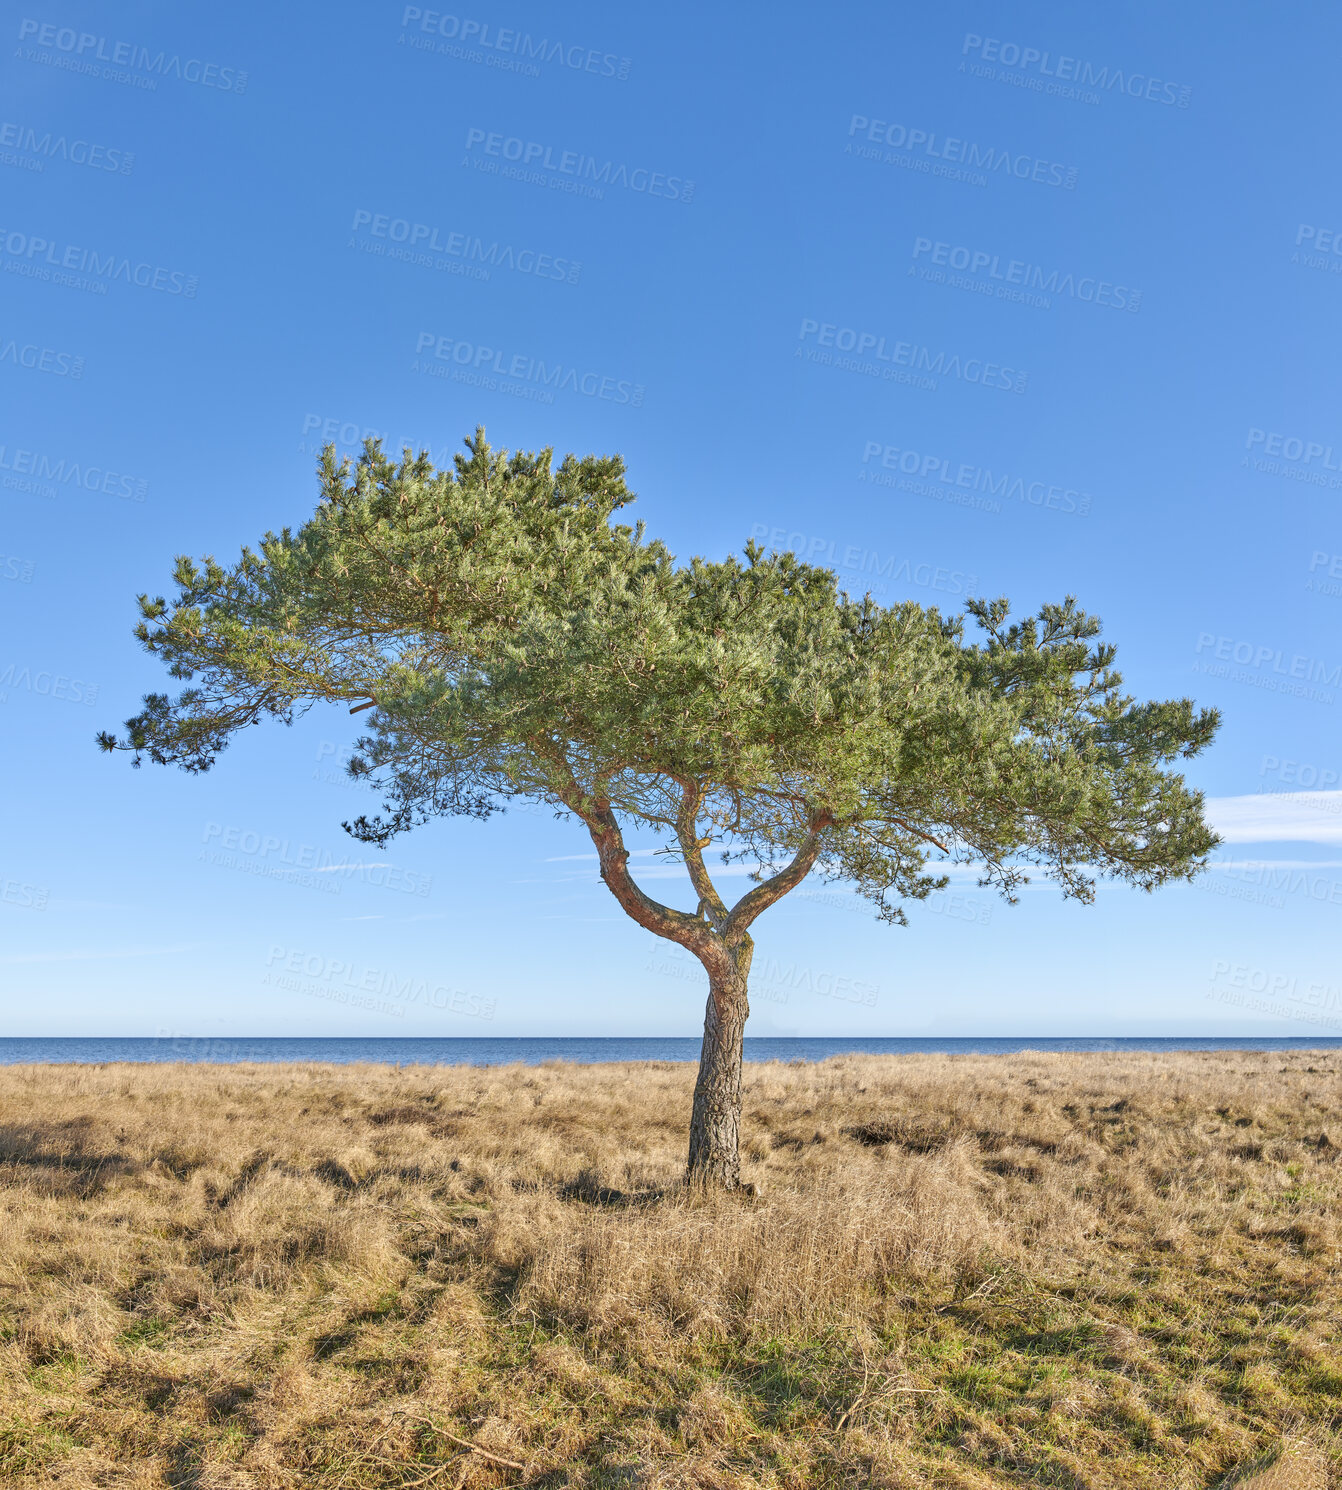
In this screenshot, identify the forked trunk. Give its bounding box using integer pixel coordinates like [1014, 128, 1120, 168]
[687, 958, 751, 1187]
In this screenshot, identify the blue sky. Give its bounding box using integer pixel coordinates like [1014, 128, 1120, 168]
[5, 1, 1342, 1040]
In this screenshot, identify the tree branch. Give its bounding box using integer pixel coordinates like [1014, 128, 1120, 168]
[724, 814, 832, 941]
[586, 798, 718, 950]
[675, 778, 728, 930]
[532, 739, 713, 950]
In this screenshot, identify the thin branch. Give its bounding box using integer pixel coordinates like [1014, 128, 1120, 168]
[393, 1414, 526, 1474]
[675, 777, 728, 929]
[883, 813, 949, 854]
[433, 1432, 524, 1471]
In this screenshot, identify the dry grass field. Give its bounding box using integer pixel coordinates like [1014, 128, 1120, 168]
[0, 1052, 1339, 1489]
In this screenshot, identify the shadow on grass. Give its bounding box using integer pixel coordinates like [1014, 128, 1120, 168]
[0, 1121, 138, 1197]
[557, 1169, 668, 1209]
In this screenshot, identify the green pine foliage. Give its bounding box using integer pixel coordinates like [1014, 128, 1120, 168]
[100, 429, 1221, 929]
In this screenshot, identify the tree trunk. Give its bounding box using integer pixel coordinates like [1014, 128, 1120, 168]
[687, 956, 751, 1188]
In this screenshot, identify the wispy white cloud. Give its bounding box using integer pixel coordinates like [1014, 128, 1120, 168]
[636, 862, 766, 880]
[544, 849, 661, 862]
[1205, 792, 1342, 844]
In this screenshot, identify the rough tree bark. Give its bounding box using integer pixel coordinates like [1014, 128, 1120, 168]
[687, 945, 753, 1187]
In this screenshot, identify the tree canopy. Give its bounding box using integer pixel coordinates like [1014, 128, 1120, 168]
[101, 430, 1221, 1183]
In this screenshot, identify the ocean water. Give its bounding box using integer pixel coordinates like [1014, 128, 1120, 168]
[2, 1036, 1341, 1066]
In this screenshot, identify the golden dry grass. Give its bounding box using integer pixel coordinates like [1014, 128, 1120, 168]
[0, 1051, 1339, 1488]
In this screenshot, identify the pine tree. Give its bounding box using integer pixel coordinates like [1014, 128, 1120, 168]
[100, 431, 1221, 1186]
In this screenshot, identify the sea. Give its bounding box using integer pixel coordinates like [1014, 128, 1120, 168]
[2, 1036, 1341, 1066]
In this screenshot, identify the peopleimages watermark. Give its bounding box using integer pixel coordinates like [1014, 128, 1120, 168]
[462, 128, 693, 203]
[263, 946, 496, 1021]
[398, 9, 630, 80]
[645, 941, 785, 1006]
[644, 940, 877, 1007]
[859, 441, 1093, 518]
[1290, 223, 1342, 277]
[1204, 983, 1342, 1035]
[797, 319, 1028, 395]
[1308, 551, 1342, 600]
[2, 875, 49, 910]
[1208, 960, 1342, 1031]
[758, 958, 878, 1006]
[1259, 753, 1342, 792]
[910, 238, 1141, 313]
[200, 822, 433, 897]
[350, 210, 580, 285]
[0, 442, 146, 501]
[0, 336, 83, 379]
[0, 662, 98, 706]
[1209, 858, 1342, 913]
[959, 35, 1191, 108]
[0, 121, 134, 175]
[1242, 427, 1342, 490]
[297, 415, 456, 468]
[844, 115, 1077, 191]
[747, 523, 977, 600]
[1192, 633, 1340, 704]
[313, 737, 551, 816]
[413, 331, 645, 407]
[15, 20, 247, 94]
[798, 883, 992, 927]
[1201, 871, 1285, 912]
[312, 739, 348, 788]
[154, 1030, 247, 1062]
[0, 227, 198, 299]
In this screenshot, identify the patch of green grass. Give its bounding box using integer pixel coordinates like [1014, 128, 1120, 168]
[23, 1351, 88, 1390]
[0, 1418, 81, 1475]
[117, 1315, 172, 1348]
